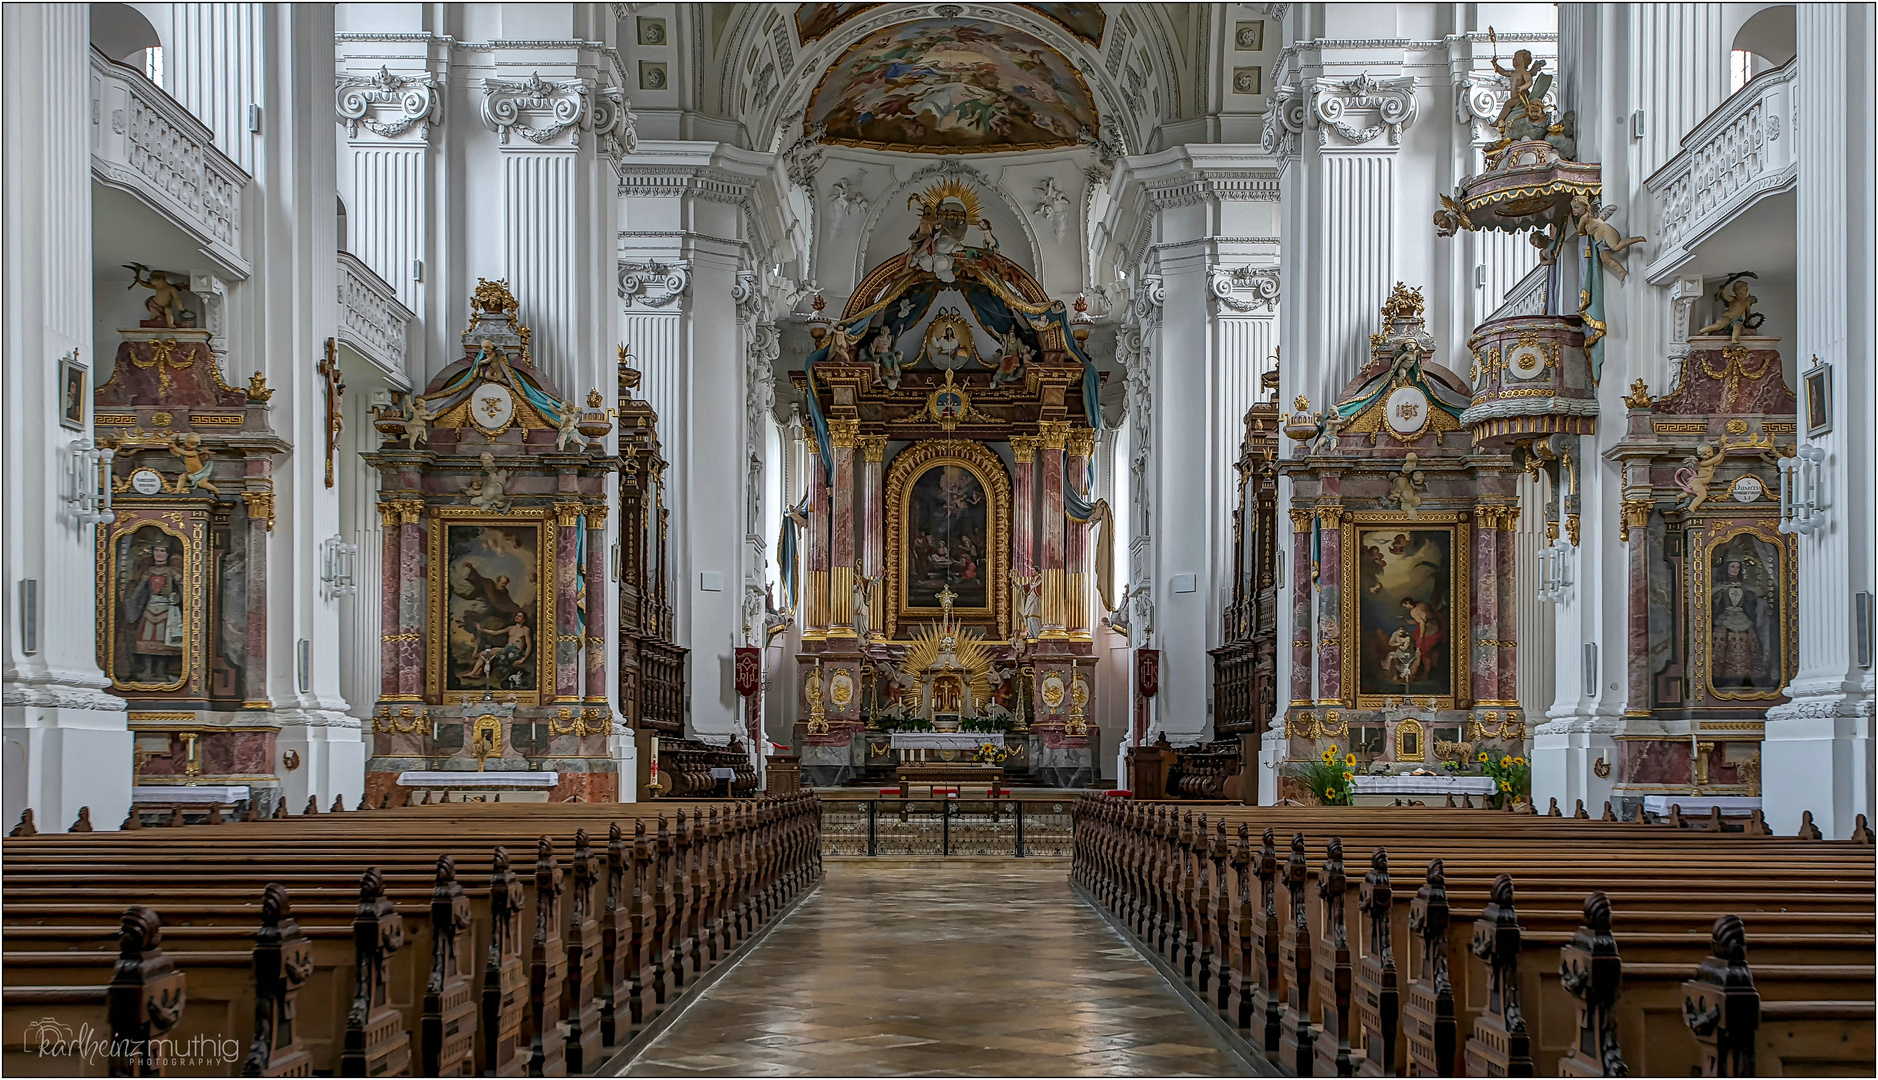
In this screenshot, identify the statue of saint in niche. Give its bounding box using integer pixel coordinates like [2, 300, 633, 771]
[118, 527, 188, 684]
[1709, 535, 1782, 692]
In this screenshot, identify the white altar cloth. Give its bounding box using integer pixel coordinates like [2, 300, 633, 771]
[398, 770, 560, 788]
[1641, 795, 1761, 817]
[888, 732, 1004, 751]
[1350, 775, 1496, 806]
[133, 785, 250, 805]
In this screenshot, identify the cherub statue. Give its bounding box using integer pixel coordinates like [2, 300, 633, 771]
[168, 433, 220, 495]
[124, 263, 194, 328]
[1570, 195, 1647, 282]
[467, 451, 513, 512]
[555, 403, 584, 452]
[864, 327, 904, 390]
[1388, 340, 1425, 389]
[402, 396, 434, 450]
[1433, 192, 1475, 238]
[1697, 276, 1763, 343]
[1312, 409, 1349, 455]
[1387, 453, 1427, 519]
[1675, 442, 1722, 511]
[1489, 44, 1548, 131]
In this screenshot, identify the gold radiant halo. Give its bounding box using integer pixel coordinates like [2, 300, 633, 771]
[915, 176, 984, 222]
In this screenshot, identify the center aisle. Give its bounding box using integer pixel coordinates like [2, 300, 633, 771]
[618, 862, 1249, 1077]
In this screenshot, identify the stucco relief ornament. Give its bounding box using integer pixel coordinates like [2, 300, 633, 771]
[336, 65, 444, 140]
[1307, 73, 1418, 147]
[1208, 265, 1281, 313]
[618, 260, 692, 308]
[1033, 176, 1073, 240]
[481, 72, 592, 146]
[828, 175, 869, 216]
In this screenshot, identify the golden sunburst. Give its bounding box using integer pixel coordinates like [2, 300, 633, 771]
[914, 176, 984, 222]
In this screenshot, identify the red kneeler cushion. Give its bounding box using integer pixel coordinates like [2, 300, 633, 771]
[1105, 789, 1134, 797]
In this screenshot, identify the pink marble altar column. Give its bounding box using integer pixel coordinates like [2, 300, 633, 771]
[1290, 509, 1314, 707]
[805, 447, 828, 638]
[1010, 436, 1037, 580]
[827, 420, 858, 638]
[555, 502, 582, 702]
[378, 503, 401, 700]
[1472, 508, 1501, 708]
[859, 435, 886, 639]
[1039, 421, 1069, 639]
[1066, 428, 1094, 639]
[1499, 518, 1521, 708]
[1621, 501, 1651, 716]
[1316, 508, 1343, 704]
[585, 502, 609, 704]
[397, 502, 425, 700]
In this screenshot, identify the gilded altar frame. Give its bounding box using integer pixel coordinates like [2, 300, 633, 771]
[97, 510, 207, 695]
[883, 438, 1011, 640]
[1344, 511, 1472, 710]
[1689, 521, 1796, 702]
[426, 507, 557, 705]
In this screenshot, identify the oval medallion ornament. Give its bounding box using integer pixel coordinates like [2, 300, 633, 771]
[1506, 342, 1549, 380]
[1041, 671, 1067, 710]
[1384, 386, 1430, 437]
[830, 668, 855, 708]
[469, 383, 515, 435]
[1730, 475, 1766, 503]
[130, 468, 165, 495]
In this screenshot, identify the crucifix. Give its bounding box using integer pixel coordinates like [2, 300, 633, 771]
[319, 337, 345, 488]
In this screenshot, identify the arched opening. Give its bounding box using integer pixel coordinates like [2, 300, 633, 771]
[89, 3, 163, 85]
[336, 195, 349, 254]
[1730, 5, 1796, 92]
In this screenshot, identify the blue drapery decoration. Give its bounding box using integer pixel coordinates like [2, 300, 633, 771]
[777, 497, 808, 614]
[575, 514, 588, 634]
[1578, 236, 1609, 381]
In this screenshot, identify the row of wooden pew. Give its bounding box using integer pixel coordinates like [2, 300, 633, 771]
[1, 792, 823, 1076]
[1070, 795, 1876, 1077]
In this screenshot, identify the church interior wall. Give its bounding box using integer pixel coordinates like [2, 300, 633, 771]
[2, 1, 1869, 831]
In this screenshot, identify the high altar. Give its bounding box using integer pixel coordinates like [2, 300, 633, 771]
[786, 178, 1108, 788]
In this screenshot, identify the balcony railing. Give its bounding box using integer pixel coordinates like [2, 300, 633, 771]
[336, 252, 415, 386]
[1644, 59, 1797, 282]
[90, 48, 249, 276]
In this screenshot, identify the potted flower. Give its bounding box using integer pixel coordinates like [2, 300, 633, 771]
[1285, 744, 1357, 806]
[1481, 751, 1530, 809]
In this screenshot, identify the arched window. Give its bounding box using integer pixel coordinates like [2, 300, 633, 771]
[1730, 5, 1796, 92]
[337, 196, 349, 253]
[90, 3, 163, 86]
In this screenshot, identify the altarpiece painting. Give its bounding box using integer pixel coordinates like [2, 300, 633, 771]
[1355, 525, 1459, 702]
[435, 519, 550, 700]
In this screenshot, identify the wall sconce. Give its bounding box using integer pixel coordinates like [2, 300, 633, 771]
[1778, 446, 1829, 535]
[1536, 540, 1574, 603]
[320, 534, 359, 598]
[65, 439, 115, 532]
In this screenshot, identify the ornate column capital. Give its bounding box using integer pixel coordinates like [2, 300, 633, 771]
[336, 64, 444, 141]
[617, 260, 692, 309]
[827, 419, 861, 449]
[1289, 506, 1314, 533]
[1065, 427, 1097, 458]
[1009, 435, 1040, 463]
[480, 72, 634, 156]
[1208, 265, 1281, 313]
[584, 500, 610, 526]
[1038, 421, 1072, 451]
[857, 434, 887, 462]
[554, 501, 586, 528]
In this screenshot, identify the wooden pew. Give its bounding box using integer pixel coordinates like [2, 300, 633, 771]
[2, 793, 824, 1077]
[1069, 795, 1876, 1078]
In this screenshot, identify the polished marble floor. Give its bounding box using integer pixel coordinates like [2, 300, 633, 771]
[619, 862, 1249, 1077]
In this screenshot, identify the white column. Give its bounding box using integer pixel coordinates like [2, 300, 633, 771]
[249, 4, 360, 810]
[2, 2, 133, 832]
[1763, 3, 1876, 838]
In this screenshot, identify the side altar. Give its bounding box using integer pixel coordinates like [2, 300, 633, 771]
[360, 280, 620, 805]
[786, 177, 1109, 788]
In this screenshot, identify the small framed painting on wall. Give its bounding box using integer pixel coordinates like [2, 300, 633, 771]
[1803, 358, 1832, 436]
[59, 350, 86, 431]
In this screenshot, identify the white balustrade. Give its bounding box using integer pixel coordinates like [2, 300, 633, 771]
[337, 251, 415, 387]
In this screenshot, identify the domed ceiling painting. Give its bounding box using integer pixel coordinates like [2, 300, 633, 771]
[805, 18, 1100, 154]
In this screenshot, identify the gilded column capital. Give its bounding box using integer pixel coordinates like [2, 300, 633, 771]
[1618, 497, 1651, 542]
[554, 501, 586, 528]
[1289, 507, 1313, 533]
[1038, 420, 1071, 451]
[828, 418, 861, 449]
[1316, 504, 1344, 530]
[394, 498, 426, 525]
[1009, 435, 1039, 463]
[243, 491, 276, 531]
[1065, 427, 1097, 458]
[584, 500, 610, 526]
[857, 434, 887, 462]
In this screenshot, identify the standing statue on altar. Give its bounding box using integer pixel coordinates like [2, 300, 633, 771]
[851, 562, 882, 639]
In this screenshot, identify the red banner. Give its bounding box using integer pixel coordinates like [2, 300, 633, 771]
[734, 647, 762, 697]
[1136, 649, 1161, 699]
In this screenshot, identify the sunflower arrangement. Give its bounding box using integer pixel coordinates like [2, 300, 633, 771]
[975, 743, 1008, 765]
[1285, 744, 1357, 806]
[1480, 751, 1531, 809]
